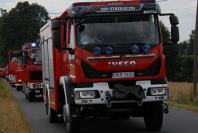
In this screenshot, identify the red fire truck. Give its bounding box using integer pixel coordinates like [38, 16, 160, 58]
[8, 50, 26, 91]
[0, 68, 7, 78]
[40, 0, 179, 132]
[21, 43, 43, 102]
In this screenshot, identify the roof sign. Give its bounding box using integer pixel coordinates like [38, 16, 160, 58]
[98, 5, 142, 13]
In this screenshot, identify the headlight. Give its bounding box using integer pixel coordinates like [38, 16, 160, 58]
[18, 79, 22, 83]
[75, 91, 99, 99]
[148, 87, 168, 96]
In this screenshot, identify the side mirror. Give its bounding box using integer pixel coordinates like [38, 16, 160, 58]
[171, 25, 179, 43]
[170, 15, 179, 25]
[78, 25, 85, 33]
[167, 14, 179, 45]
[52, 20, 61, 49]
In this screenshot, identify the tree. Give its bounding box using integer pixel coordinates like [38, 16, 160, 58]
[0, 1, 49, 66]
[0, 8, 7, 16]
[176, 30, 195, 82]
[187, 30, 195, 55]
[160, 22, 180, 81]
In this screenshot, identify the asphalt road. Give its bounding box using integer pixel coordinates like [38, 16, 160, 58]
[10, 86, 198, 133]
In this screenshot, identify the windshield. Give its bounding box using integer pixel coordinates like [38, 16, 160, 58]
[32, 49, 42, 65]
[10, 52, 22, 64]
[77, 15, 160, 46]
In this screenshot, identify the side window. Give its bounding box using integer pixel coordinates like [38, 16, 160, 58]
[52, 20, 61, 49]
[68, 20, 75, 49]
[11, 51, 22, 64]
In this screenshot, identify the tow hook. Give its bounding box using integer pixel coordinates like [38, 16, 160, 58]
[163, 103, 169, 114]
[106, 92, 111, 108]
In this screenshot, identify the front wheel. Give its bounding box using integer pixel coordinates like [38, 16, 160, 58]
[27, 91, 35, 102]
[16, 86, 22, 91]
[143, 102, 163, 131]
[47, 95, 58, 123]
[63, 104, 80, 133]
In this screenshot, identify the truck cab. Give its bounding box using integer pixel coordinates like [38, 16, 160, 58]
[22, 43, 43, 101]
[40, 0, 179, 132]
[8, 50, 27, 91]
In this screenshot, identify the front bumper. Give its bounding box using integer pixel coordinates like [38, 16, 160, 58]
[15, 83, 23, 87]
[74, 80, 168, 105]
[28, 82, 43, 90]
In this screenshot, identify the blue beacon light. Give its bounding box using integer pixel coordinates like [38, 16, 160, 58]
[106, 47, 113, 55]
[32, 43, 36, 48]
[93, 47, 102, 55]
[143, 44, 151, 53]
[131, 45, 139, 54]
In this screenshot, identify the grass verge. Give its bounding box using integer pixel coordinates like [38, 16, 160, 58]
[0, 80, 31, 133]
[168, 101, 198, 113]
[168, 82, 198, 113]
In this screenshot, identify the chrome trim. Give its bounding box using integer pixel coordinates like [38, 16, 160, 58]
[87, 54, 156, 61]
[125, 54, 156, 59]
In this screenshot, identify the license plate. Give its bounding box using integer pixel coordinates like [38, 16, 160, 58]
[112, 72, 134, 79]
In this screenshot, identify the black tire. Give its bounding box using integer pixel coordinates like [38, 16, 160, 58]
[28, 91, 35, 102]
[22, 86, 26, 94]
[45, 93, 49, 115]
[110, 114, 130, 120]
[16, 86, 21, 91]
[45, 102, 49, 115]
[144, 102, 163, 131]
[48, 107, 58, 123]
[25, 94, 28, 100]
[47, 95, 58, 123]
[63, 105, 80, 133]
[62, 77, 80, 133]
[120, 115, 130, 120]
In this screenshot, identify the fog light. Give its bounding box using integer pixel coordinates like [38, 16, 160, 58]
[148, 87, 167, 96]
[75, 91, 97, 99]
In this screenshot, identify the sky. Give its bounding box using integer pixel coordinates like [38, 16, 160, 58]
[0, 0, 197, 41]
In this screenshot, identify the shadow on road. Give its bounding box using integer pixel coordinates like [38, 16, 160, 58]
[33, 97, 44, 102]
[80, 118, 160, 133]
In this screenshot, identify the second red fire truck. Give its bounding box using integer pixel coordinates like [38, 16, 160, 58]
[8, 50, 26, 91]
[40, 0, 179, 132]
[8, 43, 43, 101]
[22, 43, 43, 101]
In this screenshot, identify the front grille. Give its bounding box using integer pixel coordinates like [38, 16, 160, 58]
[135, 59, 161, 76]
[29, 71, 42, 81]
[81, 59, 161, 79]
